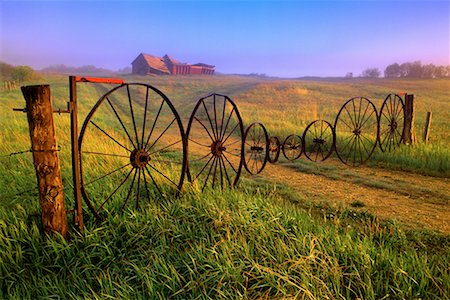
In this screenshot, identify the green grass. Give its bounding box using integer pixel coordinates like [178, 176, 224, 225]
[1, 74, 449, 298]
[1, 185, 449, 299]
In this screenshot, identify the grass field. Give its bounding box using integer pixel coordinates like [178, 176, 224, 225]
[0, 74, 449, 298]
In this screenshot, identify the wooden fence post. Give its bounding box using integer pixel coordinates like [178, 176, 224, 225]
[402, 94, 416, 145]
[21, 85, 69, 240]
[423, 112, 432, 143]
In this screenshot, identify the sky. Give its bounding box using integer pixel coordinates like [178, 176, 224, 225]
[0, 0, 449, 77]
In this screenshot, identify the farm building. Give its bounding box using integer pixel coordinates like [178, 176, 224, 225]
[131, 53, 215, 76]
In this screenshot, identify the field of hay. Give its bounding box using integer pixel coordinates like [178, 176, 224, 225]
[0, 74, 449, 299]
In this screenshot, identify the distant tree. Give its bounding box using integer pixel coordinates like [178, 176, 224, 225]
[11, 65, 38, 82]
[384, 63, 401, 78]
[360, 68, 381, 78]
[422, 64, 436, 78]
[435, 65, 448, 78]
[345, 72, 353, 78]
[0, 62, 15, 79]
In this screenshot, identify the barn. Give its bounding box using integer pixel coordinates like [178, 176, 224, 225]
[131, 53, 215, 76]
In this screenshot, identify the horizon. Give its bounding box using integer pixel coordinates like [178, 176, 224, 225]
[0, 1, 449, 78]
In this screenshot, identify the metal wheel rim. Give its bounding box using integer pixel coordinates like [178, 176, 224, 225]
[282, 134, 303, 161]
[378, 94, 405, 152]
[243, 122, 269, 175]
[185, 93, 244, 190]
[334, 96, 379, 167]
[78, 83, 187, 220]
[302, 120, 335, 162]
[268, 136, 281, 164]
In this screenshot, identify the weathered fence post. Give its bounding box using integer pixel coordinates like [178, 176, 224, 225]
[423, 112, 432, 143]
[402, 94, 416, 145]
[21, 85, 69, 239]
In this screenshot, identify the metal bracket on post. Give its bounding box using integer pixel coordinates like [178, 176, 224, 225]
[69, 76, 84, 232]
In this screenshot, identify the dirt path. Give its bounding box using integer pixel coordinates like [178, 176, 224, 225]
[259, 159, 450, 234]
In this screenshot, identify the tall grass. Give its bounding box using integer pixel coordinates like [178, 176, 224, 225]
[1, 185, 449, 299]
[1, 74, 449, 298]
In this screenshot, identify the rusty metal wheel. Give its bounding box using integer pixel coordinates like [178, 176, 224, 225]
[379, 94, 404, 152]
[282, 134, 303, 161]
[243, 122, 269, 175]
[334, 97, 379, 166]
[268, 136, 281, 164]
[79, 83, 187, 220]
[186, 93, 244, 191]
[302, 120, 335, 162]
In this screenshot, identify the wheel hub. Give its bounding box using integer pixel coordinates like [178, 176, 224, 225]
[313, 138, 326, 145]
[250, 146, 264, 151]
[130, 149, 151, 169]
[353, 128, 362, 136]
[211, 141, 226, 157]
[389, 119, 398, 131]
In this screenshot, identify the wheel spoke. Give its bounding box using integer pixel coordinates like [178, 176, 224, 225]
[120, 168, 138, 211]
[135, 169, 142, 209]
[189, 138, 211, 148]
[144, 99, 165, 149]
[148, 139, 182, 156]
[82, 151, 129, 159]
[126, 85, 140, 148]
[219, 97, 227, 139]
[222, 153, 238, 174]
[106, 97, 137, 149]
[98, 167, 134, 212]
[358, 100, 370, 128]
[213, 95, 219, 141]
[141, 87, 150, 146]
[148, 163, 179, 189]
[145, 166, 163, 198]
[85, 163, 132, 186]
[202, 157, 217, 192]
[359, 109, 375, 129]
[194, 117, 216, 143]
[220, 107, 235, 140]
[202, 100, 218, 140]
[142, 167, 153, 202]
[220, 157, 232, 186]
[222, 123, 239, 145]
[90, 121, 131, 152]
[194, 154, 214, 180]
[146, 118, 176, 151]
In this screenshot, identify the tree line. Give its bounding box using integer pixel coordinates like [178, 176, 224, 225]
[354, 61, 450, 78]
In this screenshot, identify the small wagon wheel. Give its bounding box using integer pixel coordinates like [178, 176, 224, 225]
[282, 134, 303, 161]
[243, 122, 269, 175]
[302, 120, 335, 162]
[334, 97, 379, 166]
[186, 93, 244, 191]
[79, 83, 187, 220]
[379, 94, 405, 152]
[268, 136, 281, 164]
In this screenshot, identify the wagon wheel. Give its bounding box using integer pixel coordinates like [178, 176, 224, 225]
[282, 134, 303, 161]
[302, 120, 335, 162]
[334, 97, 379, 166]
[268, 136, 281, 164]
[379, 94, 404, 152]
[186, 93, 244, 191]
[79, 83, 186, 220]
[243, 122, 269, 175]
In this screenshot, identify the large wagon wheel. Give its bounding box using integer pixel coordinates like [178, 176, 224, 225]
[243, 122, 269, 175]
[186, 93, 244, 191]
[334, 97, 379, 166]
[268, 136, 281, 164]
[282, 134, 303, 161]
[379, 94, 404, 152]
[302, 120, 335, 162]
[79, 83, 186, 220]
